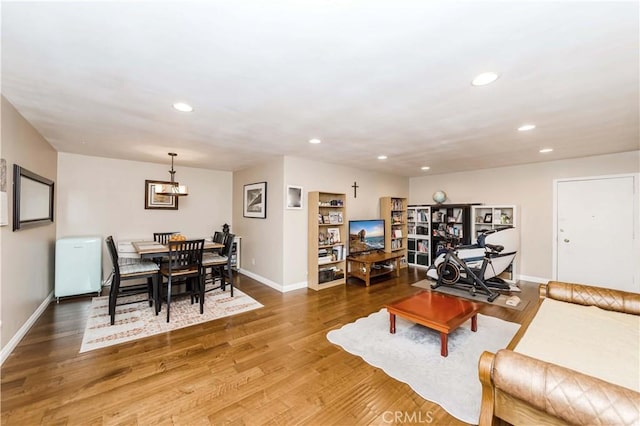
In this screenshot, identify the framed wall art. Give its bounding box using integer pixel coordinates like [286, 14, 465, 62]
[13, 164, 55, 231]
[145, 180, 178, 210]
[243, 181, 267, 218]
[286, 185, 303, 209]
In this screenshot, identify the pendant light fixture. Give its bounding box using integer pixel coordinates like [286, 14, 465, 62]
[154, 152, 189, 196]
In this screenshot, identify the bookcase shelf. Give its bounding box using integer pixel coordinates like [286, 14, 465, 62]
[471, 204, 517, 282]
[407, 204, 431, 268]
[308, 192, 347, 290]
[380, 196, 408, 268]
[430, 204, 477, 263]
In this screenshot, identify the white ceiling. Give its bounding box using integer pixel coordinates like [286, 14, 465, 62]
[2, 1, 638, 177]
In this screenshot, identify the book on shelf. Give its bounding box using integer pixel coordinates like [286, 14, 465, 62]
[392, 229, 403, 238]
[332, 245, 344, 261]
[392, 211, 404, 224]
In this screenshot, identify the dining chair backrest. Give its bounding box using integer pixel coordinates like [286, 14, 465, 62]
[221, 233, 235, 258]
[166, 239, 205, 273]
[105, 236, 121, 277]
[154, 232, 179, 244]
[213, 231, 225, 244]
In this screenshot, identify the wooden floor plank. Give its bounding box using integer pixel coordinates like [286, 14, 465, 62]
[1, 268, 540, 425]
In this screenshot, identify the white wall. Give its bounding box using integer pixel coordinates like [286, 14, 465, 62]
[283, 156, 408, 289]
[233, 158, 284, 288]
[233, 156, 408, 291]
[409, 150, 640, 281]
[57, 153, 233, 279]
[1, 96, 58, 349]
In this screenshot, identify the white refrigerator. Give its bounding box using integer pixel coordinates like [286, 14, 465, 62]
[55, 236, 102, 300]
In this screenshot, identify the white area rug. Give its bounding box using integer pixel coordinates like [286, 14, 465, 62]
[81, 287, 263, 353]
[327, 309, 520, 424]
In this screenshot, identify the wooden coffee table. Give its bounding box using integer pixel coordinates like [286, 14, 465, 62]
[385, 291, 482, 357]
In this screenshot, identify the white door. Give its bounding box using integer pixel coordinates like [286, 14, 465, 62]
[556, 175, 638, 293]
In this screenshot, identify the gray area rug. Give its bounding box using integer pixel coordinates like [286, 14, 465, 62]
[327, 309, 520, 424]
[412, 279, 528, 311]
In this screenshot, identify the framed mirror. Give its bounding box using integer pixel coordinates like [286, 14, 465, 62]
[13, 164, 55, 231]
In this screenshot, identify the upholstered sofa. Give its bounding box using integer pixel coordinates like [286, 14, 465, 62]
[478, 281, 640, 425]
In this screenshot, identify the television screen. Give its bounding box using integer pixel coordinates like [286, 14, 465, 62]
[348, 219, 385, 255]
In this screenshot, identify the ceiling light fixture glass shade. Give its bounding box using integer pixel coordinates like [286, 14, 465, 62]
[155, 152, 189, 196]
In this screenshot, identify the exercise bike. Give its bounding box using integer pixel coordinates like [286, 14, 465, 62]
[426, 228, 519, 302]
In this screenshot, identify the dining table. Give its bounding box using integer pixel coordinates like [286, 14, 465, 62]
[132, 239, 224, 259]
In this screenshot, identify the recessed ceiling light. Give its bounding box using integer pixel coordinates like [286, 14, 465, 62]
[471, 72, 499, 86]
[421, 166, 431, 171]
[309, 138, 321, 144]
[539, 148, 553, 153]
[172, 102, 193, 112]
[518, 124, 536, 131]
[377, 155, 388, 160]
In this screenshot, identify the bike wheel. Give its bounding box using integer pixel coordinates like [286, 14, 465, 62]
[437, 262, 460, 285]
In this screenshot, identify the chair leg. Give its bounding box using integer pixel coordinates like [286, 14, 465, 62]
[228, 264, 234, 297]
[153, 273, 160, 315]
[219, 265, 226, 291]
[147, 277, 154, 307]
[166, 275, 172, 322]
[199, 274, 205, 314]
[109, 277, 120, 325]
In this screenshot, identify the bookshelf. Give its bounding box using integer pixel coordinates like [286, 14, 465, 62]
[307, 192, 347, 290]
[471, 204, 517, 282]
[380, 196, 408, 268]
[407, 204, 431, 267]
[430, 204, 476, 263]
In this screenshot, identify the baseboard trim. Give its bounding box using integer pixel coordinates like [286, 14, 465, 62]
[517, 274, 549, 284]
[237, 269, 307, 293]
[1, 291, 53, 366]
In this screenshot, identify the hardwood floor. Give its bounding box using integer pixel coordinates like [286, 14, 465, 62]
[1, 268, 541, 425]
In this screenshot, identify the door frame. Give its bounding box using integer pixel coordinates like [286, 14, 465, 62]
[552, 173, 639, 285]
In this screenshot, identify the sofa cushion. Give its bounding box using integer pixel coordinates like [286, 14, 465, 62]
[515, 298, 640, 392]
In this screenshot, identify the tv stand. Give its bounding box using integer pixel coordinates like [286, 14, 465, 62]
[346, 251, 403, 287]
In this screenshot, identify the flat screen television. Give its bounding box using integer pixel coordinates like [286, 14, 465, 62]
[348, 219, 385, 255]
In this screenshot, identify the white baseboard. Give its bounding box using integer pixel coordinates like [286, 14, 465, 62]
[237, 269, 307, 293]
[517, 274, 549, 284]
[282, 281, 308, 292]
[1, 291, 53, 366]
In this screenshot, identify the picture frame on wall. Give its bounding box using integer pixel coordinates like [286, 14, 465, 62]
[243, 181, 267, 218]
[286, 185, 303, 209]
[145, 180, 178, 210]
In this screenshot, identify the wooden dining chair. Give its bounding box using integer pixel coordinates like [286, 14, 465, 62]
[159, 239, 204, 322]
[105, 236, 160, 325]
[200, 233, 235, 311]
[153, 232, 179, 244]
[212, 231, 225, 244]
